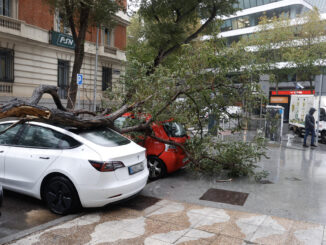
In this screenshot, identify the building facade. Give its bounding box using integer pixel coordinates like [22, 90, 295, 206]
[219, 0, 326, 121]
[0, 0, 129, 110]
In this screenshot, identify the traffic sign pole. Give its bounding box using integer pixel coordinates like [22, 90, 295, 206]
[77, 74, 83, 110]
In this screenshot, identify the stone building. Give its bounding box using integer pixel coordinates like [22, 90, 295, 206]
[0, 0, 129, 109]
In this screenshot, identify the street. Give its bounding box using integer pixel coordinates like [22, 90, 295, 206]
[1, 128, 326, 244]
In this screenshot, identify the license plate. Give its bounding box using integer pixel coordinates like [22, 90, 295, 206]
[128, 162, 144, 175]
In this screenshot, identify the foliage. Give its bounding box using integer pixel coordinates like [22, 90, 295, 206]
[107, 23, 269, 179]
[46, 0, 124, 108]
[187, 134, 268, 180]
[137, 0, 238, 68]
[237, 8, 326, 91]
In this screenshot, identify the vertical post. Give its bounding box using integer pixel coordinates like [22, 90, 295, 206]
[78, 85, 80, 109]
[93, 26, 99, 112]
[316, 70, 323, 146]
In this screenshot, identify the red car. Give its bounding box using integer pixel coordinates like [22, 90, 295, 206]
[114, 114, 189, 180]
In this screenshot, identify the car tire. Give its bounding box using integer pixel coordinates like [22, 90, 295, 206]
[321, 131, 326, 144]
[43, 176, 80, 215]
[296, 128, 304, 138]
[147, 156, 167, 180]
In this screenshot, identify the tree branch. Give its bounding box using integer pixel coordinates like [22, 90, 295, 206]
[29, 85, 67, 111]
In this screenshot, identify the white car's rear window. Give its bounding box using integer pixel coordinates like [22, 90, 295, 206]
[78, 128, 130, 147]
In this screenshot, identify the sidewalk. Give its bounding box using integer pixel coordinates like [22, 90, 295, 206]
[9, 197, 326, 245]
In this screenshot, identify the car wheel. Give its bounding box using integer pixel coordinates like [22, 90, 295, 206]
[147, 156, 166, 180]
[296, 128, 304, 138]
[321, 131, 326, 144]
[43, 176, 80, 215]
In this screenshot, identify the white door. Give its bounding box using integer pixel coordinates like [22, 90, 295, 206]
[4, 125, 62, 192]
[0, 123, 23, 184]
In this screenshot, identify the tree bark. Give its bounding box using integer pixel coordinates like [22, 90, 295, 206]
[66, 2, 90, 109]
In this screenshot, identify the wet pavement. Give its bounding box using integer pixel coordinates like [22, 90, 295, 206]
[142, 129, 326, 225]
[2, 125, 326, 244]
[8, 197, 326, 245]
[0, 191, 59, 239]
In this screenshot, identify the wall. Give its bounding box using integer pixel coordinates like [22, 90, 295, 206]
[114, 25, 126, 50]
[18, 0, 54, 30]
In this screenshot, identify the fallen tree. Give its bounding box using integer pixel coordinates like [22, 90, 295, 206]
[0, 37, 268, 180]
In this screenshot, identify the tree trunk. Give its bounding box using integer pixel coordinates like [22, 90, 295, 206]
[67, 42, 85, 109]
[66, 3, 90, 109]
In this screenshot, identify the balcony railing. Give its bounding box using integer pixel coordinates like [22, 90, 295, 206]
[0, 82, 13, 94]
[0, 15, 21, 31]
[104, 45, 117, 55]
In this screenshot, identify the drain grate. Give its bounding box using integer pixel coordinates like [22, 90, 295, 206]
[119, 195, 161, 211]
[200, 188, 249, 206]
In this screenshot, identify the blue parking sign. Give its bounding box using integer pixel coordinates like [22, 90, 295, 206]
[77, 74, 83, 85]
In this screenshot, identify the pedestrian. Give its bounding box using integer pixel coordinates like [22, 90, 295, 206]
[303, 107, 317, 147]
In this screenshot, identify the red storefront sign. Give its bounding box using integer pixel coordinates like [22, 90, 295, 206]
[271, 90, 315, 95]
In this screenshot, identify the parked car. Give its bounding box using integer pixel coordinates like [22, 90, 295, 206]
[0, 121, 148, 214]
[114, 114, 190, 180]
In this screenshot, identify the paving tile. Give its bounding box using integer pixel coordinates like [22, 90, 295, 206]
[286, 221, 324, 245]
[99, 207, 143, 222]
[210, 234, 246, 245]
[147, 203, 185, 217]
[194, 216, 229, 234]
[187, 207, 231, 219]
[227, 210, 267, 226]
[220, 222, 258, 241]
[143, 204, 165, 216]
[144, 218, 189, 238]
[182, 228, 216, 239]
[144, 237, 173, 245]
[146, 229, 190, 244]
[249, 226, 290, 245]
[259, 216, 294, 231]
[175, 237, 213, 245]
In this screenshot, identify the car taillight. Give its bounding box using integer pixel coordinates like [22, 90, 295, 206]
[165, 144, 178, 152]
[89, 160, 125, 172]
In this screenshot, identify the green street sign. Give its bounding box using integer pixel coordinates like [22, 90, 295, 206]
[50, 31, 75, 49]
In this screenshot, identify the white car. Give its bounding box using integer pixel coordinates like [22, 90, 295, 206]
[0, 121, 149, 214]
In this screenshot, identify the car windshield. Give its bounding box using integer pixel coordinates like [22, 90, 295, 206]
[163, 122, 187, 137]
[78, 128, 130, 147]
[114, 116, 142, 129]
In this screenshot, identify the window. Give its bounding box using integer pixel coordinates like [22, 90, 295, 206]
[57, 60, 69, 99]
[163, 122, 187, 138]
[250, 0, 257, 8]
[0, 0, 10, 17]
[17, 125, 81, 149]
[104, 28, 114, 47]
[78, 128, 130, 147]
[102, 67, 112, 91]
[0, 48, 14, 83]
[243, 0, 250, 9]
[56, 12, 70, 34]
[0, 124, 21, 145]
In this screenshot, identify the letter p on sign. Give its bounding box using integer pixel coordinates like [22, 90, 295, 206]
[77, 74, 83, 85]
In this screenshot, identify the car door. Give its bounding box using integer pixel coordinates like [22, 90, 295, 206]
[4, 124, 62, 192]
[0, 123, 22, 183]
